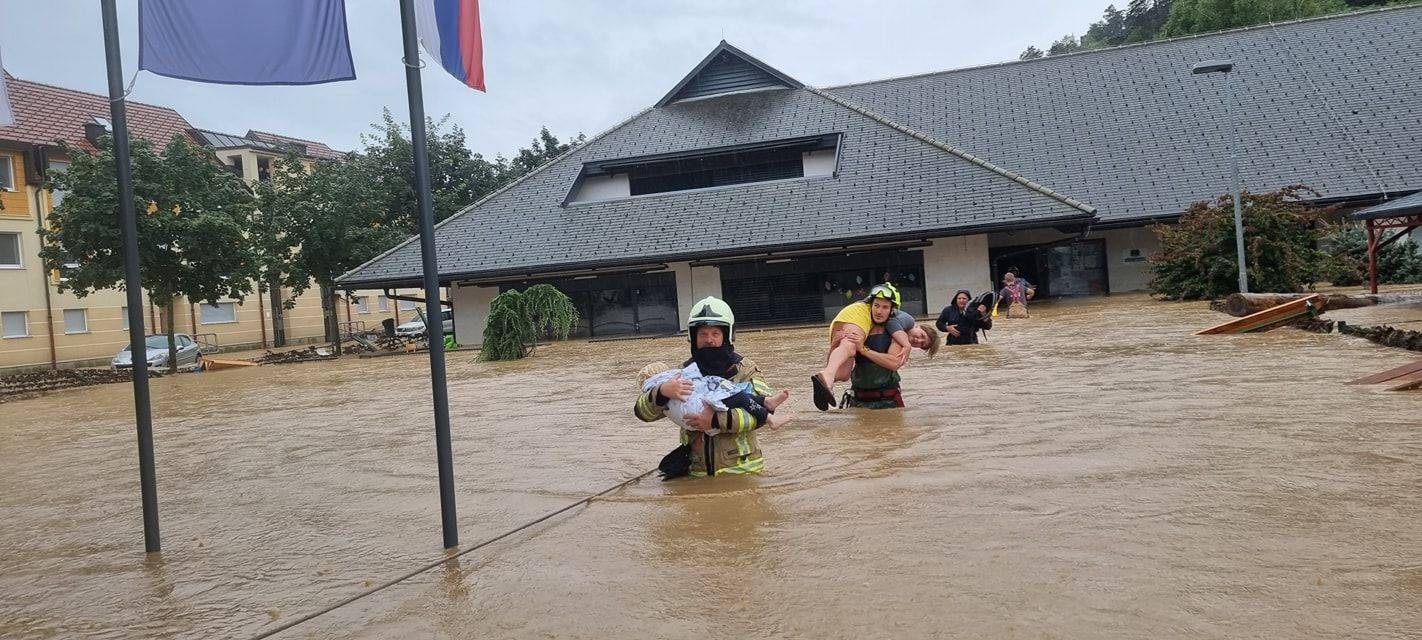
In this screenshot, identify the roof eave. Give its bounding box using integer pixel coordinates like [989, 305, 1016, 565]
[335, 210, 1097, 290]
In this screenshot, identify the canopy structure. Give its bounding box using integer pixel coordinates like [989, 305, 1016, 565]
[1351, 190, 1422, 293]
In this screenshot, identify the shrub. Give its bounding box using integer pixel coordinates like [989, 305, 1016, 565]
[479, 285, 580, 361]
[1322, 225, 1422, 286]
[1149, 186, 1337, 300]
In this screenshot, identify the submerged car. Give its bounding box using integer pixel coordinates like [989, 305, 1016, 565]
[112, 334, 203, 370]
[395, 309, 454, 338]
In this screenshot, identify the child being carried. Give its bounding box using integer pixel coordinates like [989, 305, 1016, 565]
[637, 361, 791, 432]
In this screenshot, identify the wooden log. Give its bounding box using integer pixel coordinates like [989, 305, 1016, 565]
[1196, 294, 1320, 335]
[1222, 292, 1422, 317]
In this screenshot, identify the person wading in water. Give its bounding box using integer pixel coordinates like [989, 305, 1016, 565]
[634, 297, 772, 479]
[813, 283, 937, 410]
[936, 290, 993, 345]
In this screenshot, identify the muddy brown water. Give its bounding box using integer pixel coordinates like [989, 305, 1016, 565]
[1, 294, 1419, 639]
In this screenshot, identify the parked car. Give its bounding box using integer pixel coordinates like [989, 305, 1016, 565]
[395, 309, 454, 338]
[112, 334, 203, 370]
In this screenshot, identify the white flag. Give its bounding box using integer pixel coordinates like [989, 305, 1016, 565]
[0, 46, 14, 126]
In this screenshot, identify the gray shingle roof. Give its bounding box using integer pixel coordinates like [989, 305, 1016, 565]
[1351, 190, 1422, 220]
[338, 87, 1093, 288]
[829, 6, 1422, 225]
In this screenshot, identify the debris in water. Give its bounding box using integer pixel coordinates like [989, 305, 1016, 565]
[0, 368, 165, 404]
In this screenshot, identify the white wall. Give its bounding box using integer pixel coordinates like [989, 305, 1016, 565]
[668, 261, 722, 330]
[918, 234, 991, 314]
[802, 149, 836, 177]
[569, 173, 630, 203]
[1102, 226, 1160, 292]
[450, 282, 498, 345]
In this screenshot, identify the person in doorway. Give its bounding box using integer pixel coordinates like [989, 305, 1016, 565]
[811, 283, 938, 410]
[936, 290, 993, 345]
[1006, 266, 1037, 300]
[998, 273, 1031, 319]
[635, 296, 772, 479]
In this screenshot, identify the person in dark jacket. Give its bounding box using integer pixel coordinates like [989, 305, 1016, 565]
[935, 289, 992, 345]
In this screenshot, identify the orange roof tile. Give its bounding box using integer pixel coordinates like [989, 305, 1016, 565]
[0, 72, 196, 154]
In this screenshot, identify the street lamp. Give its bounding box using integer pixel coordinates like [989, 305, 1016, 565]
[1192, 58, 1248, 293]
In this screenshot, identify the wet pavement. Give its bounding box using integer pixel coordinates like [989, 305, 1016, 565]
[1, 293, 1419, 639]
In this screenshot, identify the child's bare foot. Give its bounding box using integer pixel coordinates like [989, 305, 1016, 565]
[766, 411, 793, 430]
[763, 389, 790, 412]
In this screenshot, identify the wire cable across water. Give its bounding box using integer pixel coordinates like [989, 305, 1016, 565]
[248, 468, 657, 639]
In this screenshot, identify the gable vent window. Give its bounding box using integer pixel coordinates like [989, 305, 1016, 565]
[629, 146, 805, 196]
[572, 133, 840, 202]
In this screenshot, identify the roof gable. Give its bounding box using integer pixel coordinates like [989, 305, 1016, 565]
[656, 41, 803, 107]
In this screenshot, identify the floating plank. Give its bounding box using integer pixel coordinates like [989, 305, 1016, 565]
[1195, 294, 1320, 335]
[202, 357, 259, 371]
[1346, 358, 1422, 385]
[1385, 370, 1422, 392]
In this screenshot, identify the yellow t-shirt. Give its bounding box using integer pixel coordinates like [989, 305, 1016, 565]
[831, 301, 874, 337]
[829, 302, 915, 340]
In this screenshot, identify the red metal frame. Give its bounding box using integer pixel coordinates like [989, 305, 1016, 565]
[1364, 214, 1422, 293]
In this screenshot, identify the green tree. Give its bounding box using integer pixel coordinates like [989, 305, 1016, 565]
[255, 154, 406, 355]
[1322, 226, 1422, 286]
[352, 112, 585, 231]
[41, 135, 258, 372]
[1047, 34, 1084, 56]
[1019, 45, 1045, 60]
[1149, 186, 1338, 299]
[1163, 0, 1349, 36]
[480, 284, 579, 361]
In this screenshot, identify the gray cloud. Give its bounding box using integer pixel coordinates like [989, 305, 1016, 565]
[1, 1, 1104, 157]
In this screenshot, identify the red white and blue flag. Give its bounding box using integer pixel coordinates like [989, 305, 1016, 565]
[414, 0, 486, 91]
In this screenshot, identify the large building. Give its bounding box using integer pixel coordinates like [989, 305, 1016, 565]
[0, 74, 421, 373]
[344, 7, 1408, 342]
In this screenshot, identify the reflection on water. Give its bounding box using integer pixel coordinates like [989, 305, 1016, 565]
[1, 294, 1419, 639]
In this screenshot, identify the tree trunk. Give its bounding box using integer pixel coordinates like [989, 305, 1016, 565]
[268, 272, 286, 347]
[1222, 292, 1422, 317]
[165, 301, 178, 375]
[319, 282, 342, 356]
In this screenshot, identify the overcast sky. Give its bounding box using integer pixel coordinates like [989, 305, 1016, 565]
[2, 1, 1105, 157]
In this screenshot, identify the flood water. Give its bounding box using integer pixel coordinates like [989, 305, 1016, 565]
[2, 294, 1419, 639]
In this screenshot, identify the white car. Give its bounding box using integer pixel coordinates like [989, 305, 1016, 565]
[395, 309, 454, 338]
[112, 334, 203, 370]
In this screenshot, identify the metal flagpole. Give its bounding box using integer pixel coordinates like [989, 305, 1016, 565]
[100, 0, 161, 553]
[397, 0, 459, 549]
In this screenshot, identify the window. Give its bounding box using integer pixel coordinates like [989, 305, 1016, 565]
[226, 156, 244, 178]
[377, 295, 389, 311]
[199, 302, 237, 324]
[2, 311, 28, 338]
[399, 298, 416, 311]
[48, 161, 70, 207]
[0, 233, 20, 268]
[353, 296, 369, 314]
[63, 308, 88, 334]
[257, 158, 271, 182]
[574, 134, 838, 201]
[0, 155, 15, 191]
[122, 306, 131, 331]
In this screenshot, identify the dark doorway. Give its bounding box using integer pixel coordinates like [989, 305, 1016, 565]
[990, 239, 1108, 297]
[501, 271, 679, 338]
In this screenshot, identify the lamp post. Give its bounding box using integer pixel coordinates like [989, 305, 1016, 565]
[1192, 58, 1248, 294]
